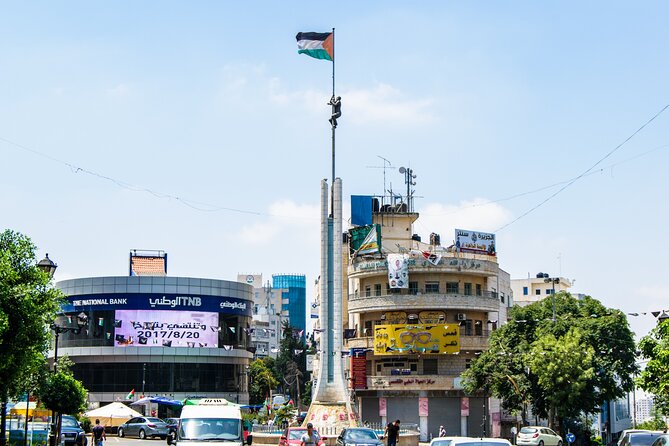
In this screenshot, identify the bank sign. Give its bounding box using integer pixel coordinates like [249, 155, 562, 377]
[63, 293, 252, 316]
[455, 228, 496, 256]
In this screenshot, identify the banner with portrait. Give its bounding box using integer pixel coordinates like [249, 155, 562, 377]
[387, 254, 409, 289]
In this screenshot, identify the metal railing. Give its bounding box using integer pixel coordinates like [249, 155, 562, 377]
[351, 290, 499, 300]
[251, 422, 420, 436]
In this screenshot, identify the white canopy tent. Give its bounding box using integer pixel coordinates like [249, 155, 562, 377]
[83, 402, 143, 427]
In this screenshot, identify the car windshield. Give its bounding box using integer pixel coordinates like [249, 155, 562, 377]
[431, 440, 453, 446]
[521, 428, 538, 434]
[346, 430, 378, 441]
[61, 418, 80, 428]
[179, 418, 241, 441]
[631, 434, 662, 446]
[289, 430, 307, 440]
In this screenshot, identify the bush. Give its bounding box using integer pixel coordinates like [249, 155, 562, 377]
[80, 417, 92, 433]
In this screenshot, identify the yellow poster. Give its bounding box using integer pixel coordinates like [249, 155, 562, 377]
[373, 323, 460, 355]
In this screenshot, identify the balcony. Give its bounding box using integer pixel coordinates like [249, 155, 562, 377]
[349, 252, 499, 278]
[348, 291, 501, 313]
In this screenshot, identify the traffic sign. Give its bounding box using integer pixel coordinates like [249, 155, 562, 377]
[566, 433, 576, 443]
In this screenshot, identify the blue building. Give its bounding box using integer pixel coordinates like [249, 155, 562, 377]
[273, 274, 306, 340]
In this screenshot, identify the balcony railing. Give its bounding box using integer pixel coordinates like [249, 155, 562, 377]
[345, 330, 491, 350]
[352, 289, 498, 299]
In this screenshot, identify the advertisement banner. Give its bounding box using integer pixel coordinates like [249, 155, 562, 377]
[461, 397, 470, 417]
[114, 309, 219, 348]
[419, 397, 429, 417]
[379, 398, 387, 417]
[455, 229, 496, 256]
[387, 254, 409, 289]
[373, 324, 460, 355]
[350, 348, 368, 390]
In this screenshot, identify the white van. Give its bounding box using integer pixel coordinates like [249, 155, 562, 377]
[169, 399, 251, 446]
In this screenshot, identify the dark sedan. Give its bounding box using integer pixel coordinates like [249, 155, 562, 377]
[60, 416, 87, 446]
[336, 428, 383, 446]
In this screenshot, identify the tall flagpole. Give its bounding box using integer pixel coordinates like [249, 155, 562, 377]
[330, 27, 336, 215]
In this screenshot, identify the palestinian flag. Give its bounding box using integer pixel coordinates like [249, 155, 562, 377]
[296, 32, 334, 61]
[125, 389, 135, 400]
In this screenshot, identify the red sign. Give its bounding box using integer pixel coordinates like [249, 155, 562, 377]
[419, 398, 428, 416]
[379, 398, 387, 417]
[350, 349, 367, 389]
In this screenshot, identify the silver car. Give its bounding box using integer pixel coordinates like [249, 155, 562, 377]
[118, 417, 169, 440]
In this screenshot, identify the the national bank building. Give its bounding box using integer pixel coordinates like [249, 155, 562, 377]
[53, 251, 253, 407]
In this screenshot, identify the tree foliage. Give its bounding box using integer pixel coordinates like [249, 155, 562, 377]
[39, 364, 88, 415]
[249, 358, 279, 405]
[0, 230, 63, 401]
[275, 321, 308, 402]
[462, 293, 637, 433]
[637, 319, 669, 416]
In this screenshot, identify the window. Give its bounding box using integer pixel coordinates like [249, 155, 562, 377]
[523, 286, 528, 295]
[409, 282, 418, 295]
[464, 320, 473, 336]
[476, 284, 482, 296]
[365, 286, 371, 297]
[546, 289, 554, 295]
[465, 358, 472, 369]
[464, 283, 472, 295]
[446, 282, 459, 294]
[500, 292, 505, 304]
[410, 363, 418, 372]
[535, 289, 541, 295]
[374, 284, 382, 296]
[423, 359, 438, 374]
[475, 320, 483, 336]
[425, 281, 440, 293]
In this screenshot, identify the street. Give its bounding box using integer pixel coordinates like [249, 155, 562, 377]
[98, 437, 168, 446]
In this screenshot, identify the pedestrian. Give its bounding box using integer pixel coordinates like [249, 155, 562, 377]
[300, 423, 321, 446]
[384, 420, 400, 446]
[510, 426, 518, 445]
[439, 426, 446, 437]
[92, 419, 106, 446]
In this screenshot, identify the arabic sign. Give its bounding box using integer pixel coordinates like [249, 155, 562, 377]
[387, 254, 409, 289]
[63, 293, 251, 316]
[114, 310, 219, 348]
[455, 229, 496, 256]
[373, 324, 460, 355]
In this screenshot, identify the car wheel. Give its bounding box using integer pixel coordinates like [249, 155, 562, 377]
[118, 428, 125, 438]
[558, 442, 563, 446]
[539, 441, 544, 446]
[139, 429, 147, 440]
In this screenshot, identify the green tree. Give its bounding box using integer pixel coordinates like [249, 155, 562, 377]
[249, 358, 279, 405]
[636, 413, 667, 431]
[275, 322, 308, 403]
[637, 319, 669, 416]
[39, 358, 88, 446]
[0, 230, 63, 446]
[463, 293, 637, 434]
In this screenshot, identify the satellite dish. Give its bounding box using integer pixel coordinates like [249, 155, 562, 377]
[399, 166, 406, 173]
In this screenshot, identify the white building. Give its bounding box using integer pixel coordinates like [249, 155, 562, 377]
[238, 274, 286, 359]
[510, 274, 573, 307]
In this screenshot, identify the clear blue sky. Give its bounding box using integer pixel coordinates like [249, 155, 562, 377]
[2, 1, 667, 339]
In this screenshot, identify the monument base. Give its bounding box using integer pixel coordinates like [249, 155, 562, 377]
[302, 401, 358, 430]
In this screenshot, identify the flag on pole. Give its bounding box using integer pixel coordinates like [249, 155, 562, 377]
[125, 389, 135, 400]
[296, 32, 334, 61]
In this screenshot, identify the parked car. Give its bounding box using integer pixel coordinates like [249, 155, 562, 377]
[430, 437, 473, 446]
[336, 428, 383, 446]
[164, 418, 180, 436]
[650, 434, 669, 446]
[517, 427, 563, 446]
[619, 432, 664, 446]
[444, 439, 512, 446]
[118, 417, 169, 439]
[279, 427, 325, 446]
[60, 415, 88, 446]
[619, 431, 654, 446]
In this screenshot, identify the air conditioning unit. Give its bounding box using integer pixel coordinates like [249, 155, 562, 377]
[457, 313, 467, 321]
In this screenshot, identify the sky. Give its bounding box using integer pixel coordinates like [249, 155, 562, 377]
[2, 1, 668, 341]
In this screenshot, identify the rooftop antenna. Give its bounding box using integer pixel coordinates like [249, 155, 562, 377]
[365, 155, 395, 206]
[399, 166, 417, 212]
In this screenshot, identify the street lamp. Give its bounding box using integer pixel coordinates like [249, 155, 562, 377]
[50, 312, 89, 371]
[539, 273, 559, 321]
[37, 254, 58, 278]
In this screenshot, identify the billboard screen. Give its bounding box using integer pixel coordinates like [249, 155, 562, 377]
[114, 309, 219, 348]
[373, 323, 460, 355]
[455, 228, 496, 256]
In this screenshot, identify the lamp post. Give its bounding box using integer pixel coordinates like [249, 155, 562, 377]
[539, 273, 559, 321]
[49, 312, 88, 446]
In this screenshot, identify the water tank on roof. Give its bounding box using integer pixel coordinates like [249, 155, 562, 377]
[411, 234, 421, 242]
[373, 198, 380, 212]
[430, 233, 441, 246]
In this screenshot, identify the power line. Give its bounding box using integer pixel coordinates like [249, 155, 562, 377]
[495, 103, 669, 232]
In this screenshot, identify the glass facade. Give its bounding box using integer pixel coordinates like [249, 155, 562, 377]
[272, 274, 306, 338]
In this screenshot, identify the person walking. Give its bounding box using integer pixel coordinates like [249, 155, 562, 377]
[384, 420, 400, 446]
[300, 423, 321, 446]
[92, 419, 106, 446]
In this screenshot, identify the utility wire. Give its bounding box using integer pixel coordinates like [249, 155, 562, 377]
[495, 103, 669, 232]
